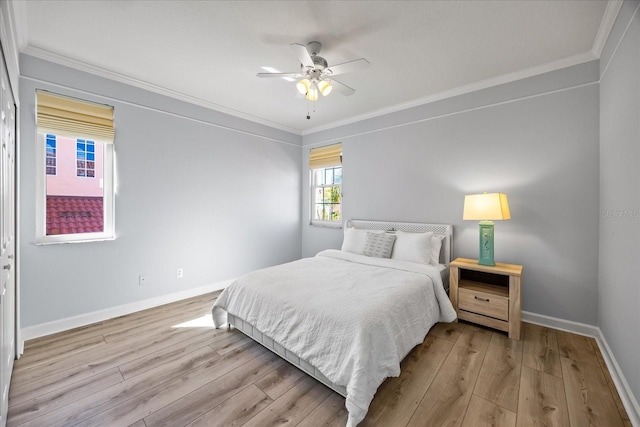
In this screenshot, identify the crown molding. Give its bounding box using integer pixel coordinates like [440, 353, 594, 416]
[592, 0, 624, 57]
[1, 0, 26, 98]
[22, 45, 302, 136]
[17, 0, 615, 138]
[302, 50, 598, 136]
[10, 0, 28, 51]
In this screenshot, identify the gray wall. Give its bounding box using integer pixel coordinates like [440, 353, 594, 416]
[599, 0, 640, 408]
[19, 55, 302, 328]
[302, 62, 601, 326]
[11, 0, 640, 416]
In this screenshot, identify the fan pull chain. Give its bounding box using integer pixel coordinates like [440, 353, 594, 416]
[306, 101, 316, 119]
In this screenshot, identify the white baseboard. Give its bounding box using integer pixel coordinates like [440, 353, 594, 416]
[523, 310, 640, 426]
[17, 302, 640, 425]
[522, 310, 600, 337]
[595, 329, 640, 427]
[19, 280, 232, 350]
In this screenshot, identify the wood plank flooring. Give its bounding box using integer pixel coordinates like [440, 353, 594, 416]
[7, 292, 631, 427]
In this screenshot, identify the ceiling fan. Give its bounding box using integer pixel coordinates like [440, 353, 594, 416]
[257, 41, 370, 101]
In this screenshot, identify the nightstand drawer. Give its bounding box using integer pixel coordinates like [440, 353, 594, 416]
[459, 286, 509, 321]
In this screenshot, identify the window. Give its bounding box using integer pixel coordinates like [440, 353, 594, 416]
[45, 134, 56, 175]
[35, 90, 115, 244]
[309, 143, 342, 226]
[76, 139, 96, 177]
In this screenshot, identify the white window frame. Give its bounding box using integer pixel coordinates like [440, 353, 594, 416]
[35, 132, 115, 244]
[310, 165, 342, 228]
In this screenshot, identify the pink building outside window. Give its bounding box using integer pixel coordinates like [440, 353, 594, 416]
[45, 134, 105, 235]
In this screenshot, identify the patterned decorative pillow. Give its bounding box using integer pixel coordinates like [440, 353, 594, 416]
[362, 231, 396, 258]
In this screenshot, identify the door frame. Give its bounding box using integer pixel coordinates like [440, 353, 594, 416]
[0, 4, 21, 359]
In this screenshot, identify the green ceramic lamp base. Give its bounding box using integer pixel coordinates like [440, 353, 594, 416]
[478, 221, 495, 266]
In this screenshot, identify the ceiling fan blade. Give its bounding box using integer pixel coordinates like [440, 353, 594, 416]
[326, 58, 370, 76]
[290, 43, 314, 68]
[256, 72, 304, 78]
[331, 78, 356, 97]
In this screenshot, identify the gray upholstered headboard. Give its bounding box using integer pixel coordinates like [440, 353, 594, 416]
[345, 219, 454, 267]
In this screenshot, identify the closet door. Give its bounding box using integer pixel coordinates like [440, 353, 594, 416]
[0, 45, 16, 426]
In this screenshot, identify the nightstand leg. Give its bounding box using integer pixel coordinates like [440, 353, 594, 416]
[449, 266, 459, 313]
[509, 275, 522, 340]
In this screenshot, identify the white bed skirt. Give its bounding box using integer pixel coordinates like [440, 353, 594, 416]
[227, 313, 348, 397]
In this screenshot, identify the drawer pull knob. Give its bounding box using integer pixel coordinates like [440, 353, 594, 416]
[474, 296, 490, 302]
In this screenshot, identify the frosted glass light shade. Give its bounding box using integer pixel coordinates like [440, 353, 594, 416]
[306, 85, 319, 101]
[296, 79, 311, 95]
[463, 193, 511, 220]
[317, 80, 333, 96]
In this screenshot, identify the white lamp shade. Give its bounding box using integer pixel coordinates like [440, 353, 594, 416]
[317, 80, 333, 96]
[463, 193, 511, 220]
[296, 79, 311, 95]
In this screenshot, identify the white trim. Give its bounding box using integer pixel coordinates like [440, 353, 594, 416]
[303, 80, 598, 147]
[302, 51, 597, 136]
[600, 0, 640, 80]
[15, 87, 22, 358]
[17, 5, 617, 139]
[16, 294, 640, 424]
[1, 0, 23, 101]
[8, 0, 27, 52]
[19, 280, 232, 344]
[523, 310, 640, 426]
[13, 0, 622, 138]
[592, 1, 624, 58]
[522, 310, 599, 337]
[21, 46, 301, 136]
[22, 75, 302, 148]
[595, 329, 640, 427]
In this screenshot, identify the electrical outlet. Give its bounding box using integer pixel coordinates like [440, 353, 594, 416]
[139, 275, 149, 286]
[176, 268, 184, 279]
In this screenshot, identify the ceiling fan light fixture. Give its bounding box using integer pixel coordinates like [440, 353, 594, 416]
[317, 80, 332, 96]
[296, 78, 311, 95]
[260, 41, 369, 107]
[306, 84, 319, 101]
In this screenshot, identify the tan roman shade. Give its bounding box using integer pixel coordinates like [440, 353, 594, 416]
[36, 90, 114, 142]
[309, 143, 342, 169]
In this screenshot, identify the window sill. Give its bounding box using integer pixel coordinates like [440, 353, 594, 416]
[309, 221, 343, 229]
[35, 235, 116, 245]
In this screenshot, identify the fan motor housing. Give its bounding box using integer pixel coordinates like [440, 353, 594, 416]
[312, 56, 328, 71]
[307, 41, 322, 56]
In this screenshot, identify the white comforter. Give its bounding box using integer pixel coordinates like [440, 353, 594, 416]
[212, 249, 457, 426]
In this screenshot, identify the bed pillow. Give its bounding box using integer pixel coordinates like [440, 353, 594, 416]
[341, 227, 384, 255]
[362, 231, 396, 258]
[391, 231, 433, 264]
[431, 234, 446, 265]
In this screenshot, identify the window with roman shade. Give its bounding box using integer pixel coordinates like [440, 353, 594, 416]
[309, 142, 342, 170]
[36, 90, 114, 142]
[35, 90, 116, 244]
[309, 143, 342, 226]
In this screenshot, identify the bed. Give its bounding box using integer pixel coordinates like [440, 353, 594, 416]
[212, 220, 456, 426]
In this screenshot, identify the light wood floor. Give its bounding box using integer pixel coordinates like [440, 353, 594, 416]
[7, 291, 631, 427]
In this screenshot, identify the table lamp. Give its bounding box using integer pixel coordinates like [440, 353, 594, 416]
[463, 192, 510, 266]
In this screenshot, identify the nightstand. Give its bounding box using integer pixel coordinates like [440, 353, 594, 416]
[449, 257, 523, 340]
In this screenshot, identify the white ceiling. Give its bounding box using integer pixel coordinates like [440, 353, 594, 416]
[14, 0, 615, 135]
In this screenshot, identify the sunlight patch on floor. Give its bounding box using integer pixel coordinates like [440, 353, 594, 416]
[172, 313, 215, 328]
